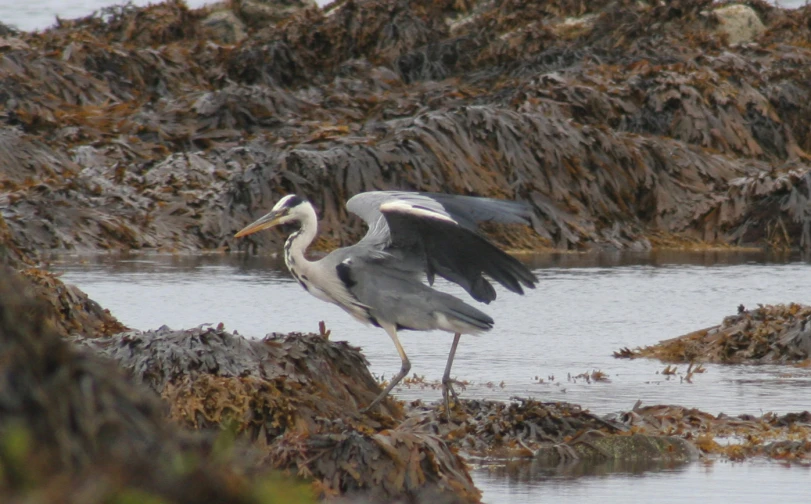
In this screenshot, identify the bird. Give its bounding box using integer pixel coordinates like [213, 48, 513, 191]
[234, 191, 538, 415]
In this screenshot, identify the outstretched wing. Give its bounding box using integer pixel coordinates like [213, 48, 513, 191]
[345, 191, 537, 303]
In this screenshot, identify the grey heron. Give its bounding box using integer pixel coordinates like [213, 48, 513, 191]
[234, 191, 537, 415]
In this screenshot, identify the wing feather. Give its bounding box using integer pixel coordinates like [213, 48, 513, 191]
[345, 191, 537, 303]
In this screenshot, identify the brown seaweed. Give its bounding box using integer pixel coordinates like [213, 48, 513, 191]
[76, 324, 482, 502]
[0, 266, 315, 504]
[1, 0, 811, 259]
[616, 303, 811, 364]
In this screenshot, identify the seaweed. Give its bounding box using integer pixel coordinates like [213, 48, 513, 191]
[3, 0, 811, 258]
[617, 303, 811, 364]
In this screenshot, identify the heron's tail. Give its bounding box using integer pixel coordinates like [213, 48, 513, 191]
[433, 292, 494, 332]
[447, 306, 494, 331]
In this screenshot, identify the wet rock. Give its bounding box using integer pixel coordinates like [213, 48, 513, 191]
[616, 303, 811, 364]
[424, 398, 627, 458]
[564, 433, 698, 463]
[420, 396, 809, 465]
[692, 168, 811, 250]
[712, 4, 766, 44]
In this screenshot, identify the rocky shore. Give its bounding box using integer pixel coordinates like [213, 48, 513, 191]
[1, 0, 811, 260]
[3, 264, 809, 503]
[2, 0, 811, 502]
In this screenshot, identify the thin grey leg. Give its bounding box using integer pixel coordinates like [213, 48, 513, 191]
[361, 323, 411, 413]
[442, 332, 462, 420]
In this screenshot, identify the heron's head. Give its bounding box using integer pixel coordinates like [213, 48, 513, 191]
[234, 194, 310, 238]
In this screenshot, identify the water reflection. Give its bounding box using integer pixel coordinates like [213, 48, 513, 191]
[472, 459, 811, 504]
[478, 455, 689, 483]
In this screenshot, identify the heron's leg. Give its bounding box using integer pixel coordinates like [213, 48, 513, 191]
[361, 324, 411, 413]
[442, 332, 462, 418]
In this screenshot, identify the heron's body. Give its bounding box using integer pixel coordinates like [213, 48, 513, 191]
[235, 191, 537, 414]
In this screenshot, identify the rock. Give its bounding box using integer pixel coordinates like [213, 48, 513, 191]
[566, 433, 698, 463]
[234, 0, 318, 26]
[201, 9, 248, 44]
[269, 429, 480, 503]
[713, 4, 766, 44]
[405, 396, 809, 465]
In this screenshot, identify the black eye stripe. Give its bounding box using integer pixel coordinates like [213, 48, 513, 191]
[286, 195, 304, 208]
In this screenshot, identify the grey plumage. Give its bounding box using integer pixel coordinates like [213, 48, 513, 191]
[235, 191, 537, 415]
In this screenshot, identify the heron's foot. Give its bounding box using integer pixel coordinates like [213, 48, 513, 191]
[442, 377, 465, 400]
[441, 378, 466, 422]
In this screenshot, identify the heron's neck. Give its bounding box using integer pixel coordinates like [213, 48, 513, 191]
[284, 204, 317, 274]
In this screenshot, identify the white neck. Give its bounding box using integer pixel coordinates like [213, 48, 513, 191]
[283, 203, 318, 273]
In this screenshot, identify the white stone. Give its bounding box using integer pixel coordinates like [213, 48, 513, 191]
[714, 4, 766, 44]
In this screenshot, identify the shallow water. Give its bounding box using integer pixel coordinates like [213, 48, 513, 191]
[51, 250, 811, 503]
[472, 459, 811, 503]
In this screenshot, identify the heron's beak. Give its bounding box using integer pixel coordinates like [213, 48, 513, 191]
[234, 210, 284, 238]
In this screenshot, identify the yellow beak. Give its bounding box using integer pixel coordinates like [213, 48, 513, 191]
[234, 210, 284, 238]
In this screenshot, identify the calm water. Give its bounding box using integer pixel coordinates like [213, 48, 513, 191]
[2, 0, 807, 32]
[52, 250, 811, 503]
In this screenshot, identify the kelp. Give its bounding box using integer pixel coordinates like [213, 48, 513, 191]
[76, 325, 481, 502]
[617, 303, 811, 364]
[3, 0, 811, 261]
[76, 326, 392, 418]
[409, 398, 630, 459]
[0, 266, 316, 504]
[269, 429, 479, 503]
[20, 268, 126, 338]
[693, 166, 811, 249]
[622, 403, 811, 462]
[410, 396, 808, 464]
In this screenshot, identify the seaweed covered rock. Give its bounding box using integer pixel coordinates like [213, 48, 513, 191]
[76, 325, 481, 503]
[2, 0, 811, 258]
[622, 403, 811, 462]
[75, 325, 397, 420]
[617, 303, 811, 364]
[407, 398, 696, 466]
[413, 397, 808, 465]
[19, 268, 127, 338]
[0, 266, 315, 504]
[269, 429, 478, 503]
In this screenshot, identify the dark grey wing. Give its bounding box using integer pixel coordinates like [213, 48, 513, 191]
[345, 191, 537, 303]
